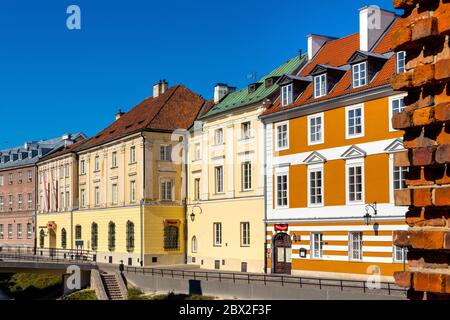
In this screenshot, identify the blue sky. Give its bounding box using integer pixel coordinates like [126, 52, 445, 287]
[0, 0, 400, 149]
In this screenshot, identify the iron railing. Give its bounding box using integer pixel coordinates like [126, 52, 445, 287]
[125, 266, 407, 297]
[0, 246, 97, 265]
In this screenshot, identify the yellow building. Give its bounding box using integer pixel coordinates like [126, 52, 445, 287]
[187, 56, 306, 273]
[260, 10, 409, 280]
[37, 81, 206, 266]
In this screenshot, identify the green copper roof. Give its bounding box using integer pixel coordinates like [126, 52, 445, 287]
[201, 54, 306, 119]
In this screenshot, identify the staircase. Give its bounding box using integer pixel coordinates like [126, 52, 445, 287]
[101, 274, 126, 300]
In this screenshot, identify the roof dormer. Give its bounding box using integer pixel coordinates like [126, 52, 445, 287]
[248, 82, 262, 94]
[309, 64, 348, 98]
[348, 51, 389, 88]
[278, 74, 312, 107]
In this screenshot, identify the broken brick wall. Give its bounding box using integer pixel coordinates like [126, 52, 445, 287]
[391, 0, 450, 299]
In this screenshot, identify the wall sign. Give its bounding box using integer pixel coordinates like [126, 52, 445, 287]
[274, 224, 288, 232]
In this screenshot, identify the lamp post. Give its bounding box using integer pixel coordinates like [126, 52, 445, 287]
[364, 202, 378, 225]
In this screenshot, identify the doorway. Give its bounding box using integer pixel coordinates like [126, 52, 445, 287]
[272, 233, 292, 275]
[49, 230, 56, 257]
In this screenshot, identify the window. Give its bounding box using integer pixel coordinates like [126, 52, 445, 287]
[215, 166, 224, 194]
[308, 168, 323, 206]
[352, 62, 367, 88]
[27, 223, 32, 239]
[8, 224, 12, 239]
[94, 156, 100, 172]
[28, 170, 33, 182]
[80, 189, 86, 208]
[241, 122, 252, 139]
[347, 164, 364, 203]
[276, 174, 288, 208]
[18, 194, 23, 210]
[130, 146, 136, 163]
[65, 164, 70, 178]
[191, 236, 197, 253]
[349, 232, 363, 261]
[39, 230, 45, 248]
[397, 51, 406, 73]
[60, 192, 65, 210]
[18, 171, 23, 184]
[94, 186, 100, 206]
[112, 184, 118, 205]
[311, 233, 323, 259]
[75, 225, 82, 240]
[281, 84, 293, 106]
[108, 222, 116, 251]
[308, 114, 323, 145]
[346, 105, 364, 138]
[276, 122, 289, 151]
[126, 221, 135, 252]
[164, 225, 179, 250]
[0, 196, 4, 212]
[314, 74, 327, 98]
[194, 178, 200, 201]
[241, 162, 252, 191]
[160, 145, 172, 161]
[17, 224, 22, 239]
[0, 175, 3, 186]
[241, 222, 250, 247]
[27, 193, 32, 209]
[61, 228, 67, 249]
[394, 166, 409, 190]
[0, 225, 3, 239]
[91, 223, 98, 251]
[130, 181, 136, 203]
[214, 128, 224, 145]
[160, 180, 173, 201]
[60, 166, 64, 178]
[213, 223, 222, 246]
[194, 143, 201, 161]
[111, 151, 117, 168]
[394, 245, 407, 262]
[8, 195, 13, 210]
[8, 173, 13, 184]
[80, 160, 86, 175]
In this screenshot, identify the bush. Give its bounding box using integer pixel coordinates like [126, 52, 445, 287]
[0, 273, 62, 300]
[60, 290, 98, 300]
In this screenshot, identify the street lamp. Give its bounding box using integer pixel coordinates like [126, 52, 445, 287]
[364, 202, 378, 225]
[189, 205, 202, 222]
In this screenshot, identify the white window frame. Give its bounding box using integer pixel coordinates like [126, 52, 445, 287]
[314, 74, 327, 98]
[349, 232, 363, 261]
[241, 161, 252, 191]
[27, 193, 32, 209]
[346, 159, 365, 205]
[191, 236, 197, 253]
[18, 193, 23, 210]
[213, 223, 222, 247]
[352, 62, 367, 88]
[241, 122, 252, 140]
[281, 84, 293, 107]
[241, 222, 250, 247]
[215, 166, 224, 194]
[112, 183, 118, 205]
[130, 181, 136, 203]
[275, 121, 289, 152]
[94, 156, 100, 172]
[194, 143, 201, 161]
[27, 223, 32, 239]
[0, 175, 3, 186]
[160, 179, 173, 201]
[80, 189, 86, 208]
[307, 113, 324, 145]
[345, 104, 365, 139]
[311, 232, 324, 259]
[0, 196, 3, 211]
[214, 128, 224, 145]
[111, 151, 118, 168]
[130, 146, 136, 164]
[275, 171, 289, 209]
[194, 178, 200, 201]
[80, 160, 86, 175]
[393, 244, 407, 263]
[160, 145, 172, 161]
[17, 224, 22, 239]
[28, 170, 33, 182]
[307, 164, 324, 207]
[94, 186, 100, 207]
[397, 51, 406, 74]
[388, 94, 407, 132]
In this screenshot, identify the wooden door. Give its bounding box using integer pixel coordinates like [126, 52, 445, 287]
[273, 233, 292, 275]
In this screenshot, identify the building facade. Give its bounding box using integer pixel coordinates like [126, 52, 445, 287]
[261, 7, 410, 280]
[187, 55, 306, 273]
[37, 82, 206, 266]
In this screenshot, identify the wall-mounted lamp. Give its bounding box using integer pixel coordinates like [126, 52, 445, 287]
[189, 205, 202, 222]
[364, 202, 378, 225]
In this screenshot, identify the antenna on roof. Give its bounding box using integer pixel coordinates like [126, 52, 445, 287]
[247, 72, 257, 83]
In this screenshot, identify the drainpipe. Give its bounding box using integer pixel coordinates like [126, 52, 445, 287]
[263, 123, 268, 274]
[140, 133, 146, 267]
[34, 164, 38, 255]
[183, 132, 188, 264]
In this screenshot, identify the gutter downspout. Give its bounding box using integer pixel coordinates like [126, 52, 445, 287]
[140, 133, 145, 267]
[263, 124, 268, 274]
[34, 164, 38, 255]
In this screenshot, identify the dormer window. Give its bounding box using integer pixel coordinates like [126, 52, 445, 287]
[281, 84, 293, 107]
[314, 74, 327, 98]
[397, 51, 406, 73]
[352, 62, 367, 88]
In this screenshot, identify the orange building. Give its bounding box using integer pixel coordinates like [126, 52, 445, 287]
[260, 7, 410, 281]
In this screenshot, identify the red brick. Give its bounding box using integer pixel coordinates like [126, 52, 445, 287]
[435, 165, 450, 185]
[391, 24, 412, 50]
[445, 232, 450, 250]
[392, 111, 413, 130]
[435, 102, 450, 122]
[410, 230, 446, 250]
[414, 272, 446, 293]
[412, 63, 435, 87]
[393, 0, 416, 9]
[394, 151, 411, 167]
[446, 275, 450, 294]
[391, 72, 413, 91]
[413, 187, 433, 207]
[434, 187, 450, 207]
[412, 17, 438, 41]
[412, 107, 435, 126]
[394, 272, 412, 288]
[406, 166, 435, 186]
[412, 146, 435, 166]
[436, 144, 450, 164]
[393, 230, 410, 247]
[436, 125, 450, 144]
[435, 59, 450, 81]
[395, 189, 413, 207]
[436, 8, 450, 35]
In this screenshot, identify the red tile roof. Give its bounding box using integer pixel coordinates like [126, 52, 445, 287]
[262, 18, 399, 118]
[78, 85, 206, 151]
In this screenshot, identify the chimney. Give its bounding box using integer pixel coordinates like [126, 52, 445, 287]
[214, 83, 236, 104]
[115, 109, 125, 121]
[307, 34, 337, 60]
[359, 6, 395, 51]
[153, 79, 169, 98]
[62, 134, 73, 148]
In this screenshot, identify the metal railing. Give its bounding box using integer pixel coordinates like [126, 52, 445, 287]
[125, 266, 407, 297]
[0, 246, 97, 265]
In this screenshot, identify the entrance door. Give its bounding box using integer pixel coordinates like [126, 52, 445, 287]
[273, 233, 292, 275]
[49, 230, 57, 257]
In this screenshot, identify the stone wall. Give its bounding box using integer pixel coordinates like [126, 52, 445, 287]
[391, 0, 450, 300]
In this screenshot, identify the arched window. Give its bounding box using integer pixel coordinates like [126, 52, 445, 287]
[91, 223, 98, 251]
[108, 222, 115, 251]
[126, 221, 135, 252]
[191, 236, 197, 253]
[61, 228, 67, 249]
[75, 225, 82, 240]
[39, 229, 45, 248]
[164, 226, 179, 251]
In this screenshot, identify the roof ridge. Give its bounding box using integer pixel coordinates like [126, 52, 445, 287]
[143, 84, 181, 129]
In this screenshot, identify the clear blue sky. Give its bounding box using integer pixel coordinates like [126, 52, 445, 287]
[0, 0, 400, 149]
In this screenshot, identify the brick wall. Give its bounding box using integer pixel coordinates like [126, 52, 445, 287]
[391, 0, 450, 299]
